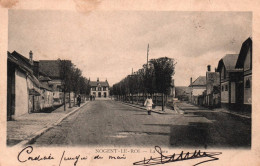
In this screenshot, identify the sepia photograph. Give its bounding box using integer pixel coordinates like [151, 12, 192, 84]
[1, 1, 259, 166]
[6, 10, 252, 148]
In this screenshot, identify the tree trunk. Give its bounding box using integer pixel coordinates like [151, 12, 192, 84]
[69, 91, 71, 108]
[137, 93, 139, 104]
[155, 94, 157, 105]
[143, 92, 145, 106]
[74, 94, 76, 107]
[63, 90, 66, 111]
[162, 93, 164, 111]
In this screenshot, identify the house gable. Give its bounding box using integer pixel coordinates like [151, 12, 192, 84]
[244, 47, 252, 71]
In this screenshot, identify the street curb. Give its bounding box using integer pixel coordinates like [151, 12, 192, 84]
[218, 110, 251, 119]
[117, 101, 174, 114]
[13, 101, 89, 147]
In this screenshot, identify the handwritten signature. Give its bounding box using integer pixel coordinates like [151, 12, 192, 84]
[133, 146, 222, 166]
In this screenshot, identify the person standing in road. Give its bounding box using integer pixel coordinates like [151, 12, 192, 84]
[77, 94, 81, 107]
[144, 96, 153, 115]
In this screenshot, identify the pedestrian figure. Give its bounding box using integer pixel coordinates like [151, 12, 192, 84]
[77, 94, 81, 107]
[144, 96, 153, 115]
[90, 95, 92, 101]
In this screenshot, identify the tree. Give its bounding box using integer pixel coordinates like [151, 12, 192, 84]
[150, 57, 176, 111]
[59, 59, 73, 111]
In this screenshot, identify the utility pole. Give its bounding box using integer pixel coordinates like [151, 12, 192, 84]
[147, 43, 149, 70]
[144, 43, 149, 101]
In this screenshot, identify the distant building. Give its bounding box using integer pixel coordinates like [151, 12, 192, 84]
[217, 54, 243, 109]
[235, 37, 252, 111]
[39, 60, 67, 104]
[189, 76, 206, 105]
[89, 78, 110, 98]
[205, 65, 220, 108]
[175, 86, 191, 101]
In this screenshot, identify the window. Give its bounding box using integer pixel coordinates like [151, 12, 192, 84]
[57, 85, 62, 92]
[103, 87, 106, 91]
[98, 87, 101, 91]
[92, 87, 96, 91]
[245, 79, 251, 88]
[225, 85, 228, 91]
[221, 86, 224, 92]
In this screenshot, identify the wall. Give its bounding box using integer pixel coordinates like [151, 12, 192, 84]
[91, 90, 109, 97]
[91, 87, 109, 97]
[221, 82, 229, 103]
[192, 87, 206, 96]
[40, 90, 54, 109]
[49, 79, 62, 99]
[15, 69, 28, 117]
[244, 75, 252, 104]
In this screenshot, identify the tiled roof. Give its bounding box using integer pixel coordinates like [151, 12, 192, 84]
[190, 76, 206, 86]
[217, 54, 239, 71]
[89, 81, 109, 87]
[39, 76, 52, 81]
[11, 51, 31, 66]
[8, 51, 34, 75]
[39, 60, 61, 78]
[222, 54, 239, 70]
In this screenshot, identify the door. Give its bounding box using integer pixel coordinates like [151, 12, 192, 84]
[104, 92, 107, 98]
[236, 82, 244, 104]
[98, 92, 101, 98]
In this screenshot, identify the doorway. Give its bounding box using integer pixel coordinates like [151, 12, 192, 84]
[98, 92, 101, 98]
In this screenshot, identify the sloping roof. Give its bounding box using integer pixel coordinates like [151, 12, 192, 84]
[236, 37, 252, 68]
[222, 54, 239, 70]
[38, 75, 52, 81]
[190, 76, 206, 86]
[39, 60, 61, 78]
[89, 81, 109, 87]
[39, 83, 53, 91]
[10, 51, 35, 73]
[217, 54, 238, 71]
[11, 51, 32, 67]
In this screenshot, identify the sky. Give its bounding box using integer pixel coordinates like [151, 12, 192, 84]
[8, 10, 252, 86]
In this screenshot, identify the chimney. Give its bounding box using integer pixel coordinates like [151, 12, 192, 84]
[97, 77, 99, 82]
[190, 77, 192, 85]
[29, 50, 33, 65]
[207, 65, 211, 72]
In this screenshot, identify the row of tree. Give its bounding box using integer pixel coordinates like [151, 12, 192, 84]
[112, 57, 176, 111]
[59, 59, 90, 110]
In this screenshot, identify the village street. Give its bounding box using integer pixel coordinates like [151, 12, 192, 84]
[32, 100, 251, 148]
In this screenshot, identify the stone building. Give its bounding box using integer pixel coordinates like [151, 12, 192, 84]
[217, 54, 242, 109]
[39, 60, 67, 104]
[205, 65, 220, 108]
[189, 76, 206, 105]
[89, 78, 110, 98]
[235, 37, 252, 111]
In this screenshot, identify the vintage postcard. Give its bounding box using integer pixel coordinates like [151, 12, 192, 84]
[0, 0, 260, 166]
